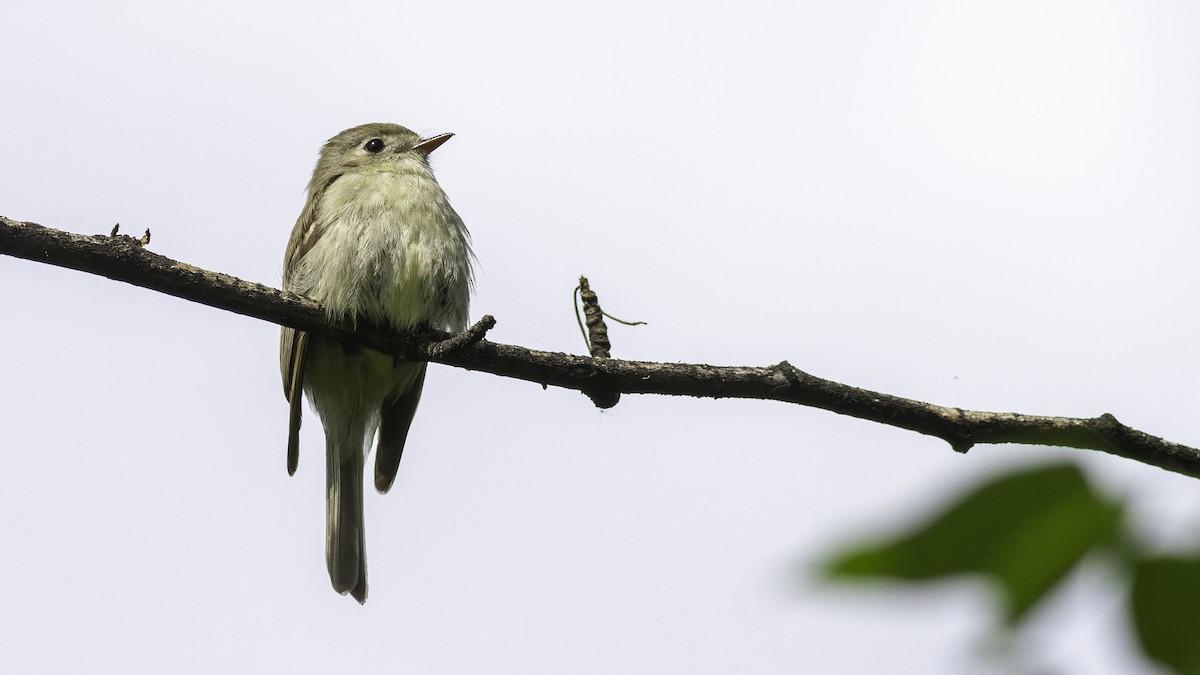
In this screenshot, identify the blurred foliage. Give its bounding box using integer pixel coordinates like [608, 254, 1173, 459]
[823, 462, 1200, 674]
[1131, 556, 1200, 674]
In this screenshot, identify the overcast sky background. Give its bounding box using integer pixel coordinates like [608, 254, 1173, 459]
[3, 1, 1199, 673]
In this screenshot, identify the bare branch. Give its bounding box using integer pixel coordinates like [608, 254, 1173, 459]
[3, 215, 1198, 479]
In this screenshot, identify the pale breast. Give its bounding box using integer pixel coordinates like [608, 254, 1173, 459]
[293, 169, 472, 331]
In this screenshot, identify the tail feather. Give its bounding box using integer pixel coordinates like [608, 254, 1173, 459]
[326, 435, 367, 603]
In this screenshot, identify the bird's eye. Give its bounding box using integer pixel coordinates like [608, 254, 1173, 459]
[364, 138, 385, 153]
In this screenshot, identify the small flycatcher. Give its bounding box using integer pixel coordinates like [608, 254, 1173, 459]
[280, 123, 472, 603]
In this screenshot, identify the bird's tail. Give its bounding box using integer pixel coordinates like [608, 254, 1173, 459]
[326, 429, 367, 603]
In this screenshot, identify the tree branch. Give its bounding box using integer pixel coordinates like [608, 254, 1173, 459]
[3, 215, 1198, 479]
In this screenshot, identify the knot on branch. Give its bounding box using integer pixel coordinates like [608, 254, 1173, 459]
[947, 435, 975, 454]
[925, 406, 977, 454]
[584, 387, 621, 410]
[561, 356, 620, 410]
[771, 360, 808, 390]
[1090, 412, 1138, 453]
[1095, 413, 1123, 435]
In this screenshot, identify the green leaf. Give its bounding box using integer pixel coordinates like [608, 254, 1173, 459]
[825, 462, 1123, 623]
[1131, 556, 1200, 675]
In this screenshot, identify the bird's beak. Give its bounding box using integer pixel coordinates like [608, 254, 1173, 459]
[414, 133, 453, 156]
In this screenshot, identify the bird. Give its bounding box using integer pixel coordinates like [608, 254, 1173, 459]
[279, 123, 472, 603]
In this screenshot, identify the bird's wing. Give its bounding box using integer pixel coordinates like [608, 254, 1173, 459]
[374, 363, 427, 493]
[281, 328, 309, 476]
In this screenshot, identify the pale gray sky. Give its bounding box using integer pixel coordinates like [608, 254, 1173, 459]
[3, 1, 1198, 673]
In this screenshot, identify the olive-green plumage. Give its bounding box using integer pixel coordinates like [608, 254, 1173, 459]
[280, 123, 472, 603]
